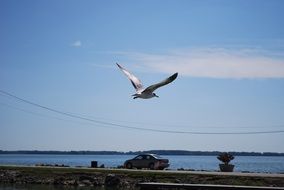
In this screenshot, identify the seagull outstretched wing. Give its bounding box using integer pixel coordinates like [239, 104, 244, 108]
[116, 63, 144, 92]
[142, 73, 178, 94]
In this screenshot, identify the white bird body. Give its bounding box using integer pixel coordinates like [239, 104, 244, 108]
[116, 63, 178, 99]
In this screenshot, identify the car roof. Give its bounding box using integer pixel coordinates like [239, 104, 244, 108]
[137, 153, 159, 157]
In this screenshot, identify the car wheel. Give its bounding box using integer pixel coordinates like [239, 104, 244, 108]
[126, 162, 132, 169]
[149, 163, 155, 170]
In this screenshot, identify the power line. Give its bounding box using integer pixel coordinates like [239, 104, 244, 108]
[0, 102, 120, 130]
[58, 110, 284, 129]
[2, 90, 284, 129]
[1, 89, 284, 135]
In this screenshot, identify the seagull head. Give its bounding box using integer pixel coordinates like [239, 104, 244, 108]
[153, 93, 159, 98]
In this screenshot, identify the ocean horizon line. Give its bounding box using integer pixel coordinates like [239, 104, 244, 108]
[1, 150, 284, 156]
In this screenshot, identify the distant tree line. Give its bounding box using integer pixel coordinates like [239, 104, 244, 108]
[0, 150, 284, 156]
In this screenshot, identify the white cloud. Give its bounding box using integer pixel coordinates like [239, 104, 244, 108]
[117, 48, 284, 79]
[71, 40, 82, 47]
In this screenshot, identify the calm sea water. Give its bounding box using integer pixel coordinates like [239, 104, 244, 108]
[0, 154, 284, 173]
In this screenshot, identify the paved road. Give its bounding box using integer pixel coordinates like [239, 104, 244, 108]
[160, 170, 284, 178]
[106, 168, 284, 178]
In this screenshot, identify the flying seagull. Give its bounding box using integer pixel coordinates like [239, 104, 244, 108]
[116, 63, 178, 99]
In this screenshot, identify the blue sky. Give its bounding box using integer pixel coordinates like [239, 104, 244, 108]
[1, 0, 284, 152]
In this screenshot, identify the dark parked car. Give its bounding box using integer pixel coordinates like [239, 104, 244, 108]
[124, 154, 169, 170]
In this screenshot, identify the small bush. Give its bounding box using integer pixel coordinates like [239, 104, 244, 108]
[217, 152, 234, 165]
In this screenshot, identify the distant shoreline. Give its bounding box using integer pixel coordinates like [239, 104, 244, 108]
[1, 150, 284, 156]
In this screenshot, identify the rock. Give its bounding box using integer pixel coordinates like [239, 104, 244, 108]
[104, 174, 120, 187]
[80, 179, 93, 186]
[120, 180, 132, 189]
[63, 179, 77, 186]
[99, 164, 105, 168]
[53, 177, 65, 185]
[79, 175, 95, 182]
[93, 177, 103, 186]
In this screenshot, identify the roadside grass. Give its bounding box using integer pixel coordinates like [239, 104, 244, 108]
[1, 165, 284, 187]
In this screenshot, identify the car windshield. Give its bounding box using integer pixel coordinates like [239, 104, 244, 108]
[152, 154, 163, 159]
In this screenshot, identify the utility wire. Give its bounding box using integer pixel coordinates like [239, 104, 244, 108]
[2, 90, 284, 129]
[1, 89, 284, 135]
[0, 102, 120, 130]
[61, 111, 284, 129]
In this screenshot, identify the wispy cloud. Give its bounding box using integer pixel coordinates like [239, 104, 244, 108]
[71, 40, 82, 47]
[115, 48, 284, 79]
